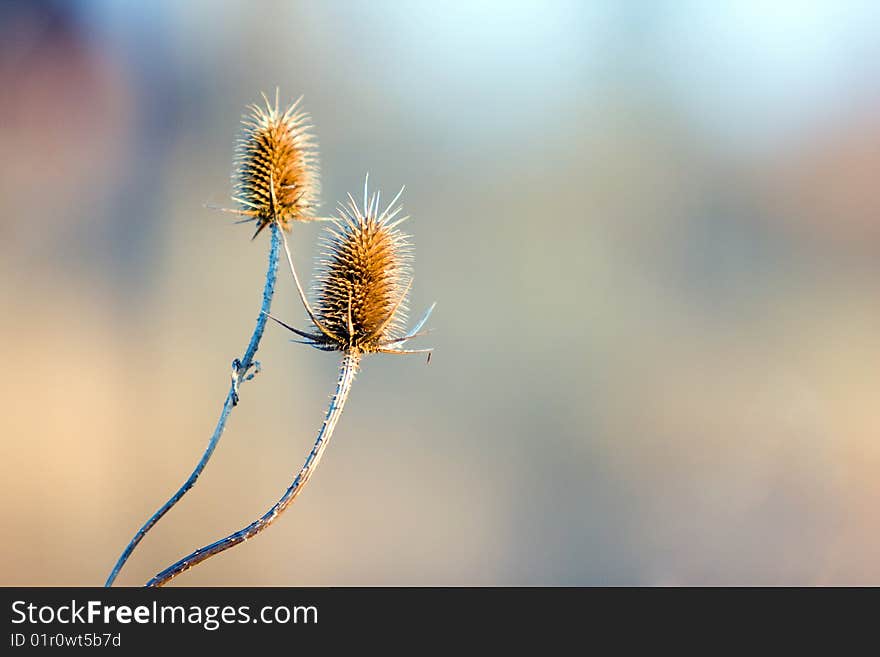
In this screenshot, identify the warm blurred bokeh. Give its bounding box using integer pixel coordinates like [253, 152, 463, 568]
[2, 1, 880, 586]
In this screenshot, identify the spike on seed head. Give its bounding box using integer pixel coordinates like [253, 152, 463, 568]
[310, 181, 414, 353]
[233, 91, 320, 238]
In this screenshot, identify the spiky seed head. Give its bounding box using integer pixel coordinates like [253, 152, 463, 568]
[312, 185, 413, 353]
[234, 91, 319, 238]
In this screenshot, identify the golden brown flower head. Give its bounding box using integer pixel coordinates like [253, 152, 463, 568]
[234, 91, 319, 238]
[310, 182, 413, 353]
[267, 177, 434, 359]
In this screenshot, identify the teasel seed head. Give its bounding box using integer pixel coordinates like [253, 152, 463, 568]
[268, 176, 435, 359]
[313, 182, 413, 353]
[233, 90, 320, 239]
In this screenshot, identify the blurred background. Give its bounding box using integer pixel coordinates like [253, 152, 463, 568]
[2, 0, 880, 586]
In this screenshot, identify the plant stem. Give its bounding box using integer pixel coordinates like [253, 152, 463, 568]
[145, 351, 360, 587]
[105, 223, 282, 587]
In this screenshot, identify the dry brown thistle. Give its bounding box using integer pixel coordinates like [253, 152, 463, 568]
[145, 178, 434, 586]
[277, 176, 435, 358]
[226, 89, 322, 238]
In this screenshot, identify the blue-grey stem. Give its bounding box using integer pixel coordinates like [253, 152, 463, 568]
[145, 351, 360, 587]
[105, 223, 282, 587]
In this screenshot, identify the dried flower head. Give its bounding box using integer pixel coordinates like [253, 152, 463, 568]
[270, 177, 434, 358]
[313, 186, 412, 352]
[233, 90, 319, 238]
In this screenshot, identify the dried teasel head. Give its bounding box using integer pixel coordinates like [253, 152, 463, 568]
[232, 90, 320, 239]
[313, 182, 412, 352]
[269, 177, 435, 358]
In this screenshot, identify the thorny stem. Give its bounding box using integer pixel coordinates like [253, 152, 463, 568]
[146, 351, 361, 587]
[105, 223, 282, 587]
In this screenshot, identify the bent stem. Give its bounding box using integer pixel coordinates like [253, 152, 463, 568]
[145, 351, 361, 587]
[105, 223, 282, 587]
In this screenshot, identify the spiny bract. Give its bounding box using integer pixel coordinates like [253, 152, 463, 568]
[311, 186, 413, 353]
[234, 91, 319, 238]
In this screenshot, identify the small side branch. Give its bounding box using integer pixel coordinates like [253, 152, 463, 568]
[104, 223, 282, 587]
[145, 352, 361, 587]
